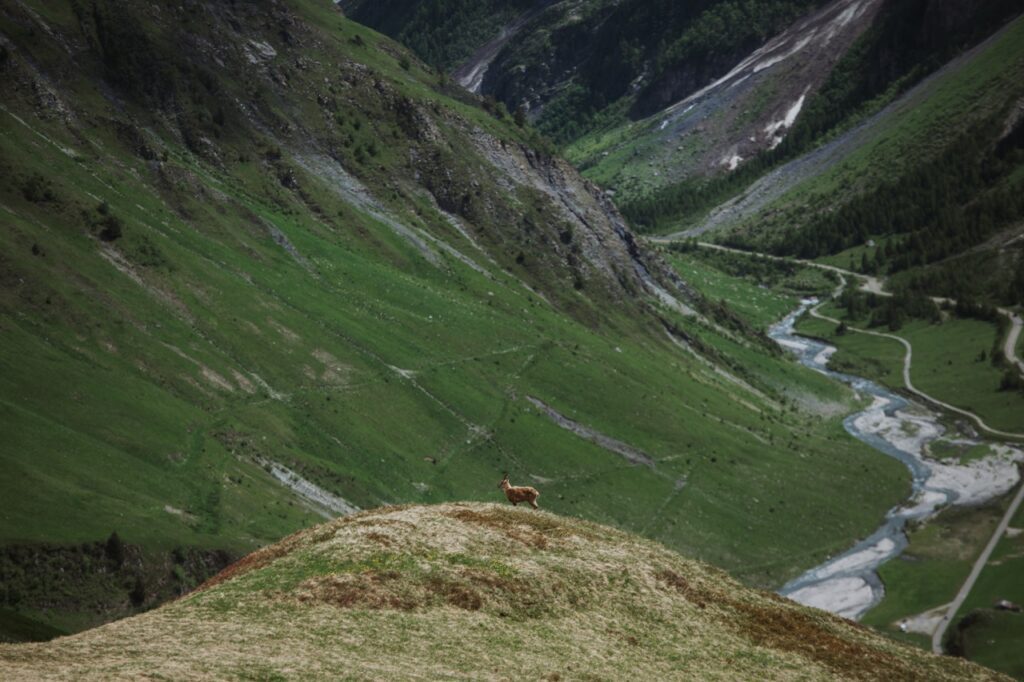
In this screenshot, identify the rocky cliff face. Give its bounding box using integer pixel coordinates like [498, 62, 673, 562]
[345, 0, 832, 147]
[451, 122, 694, 308]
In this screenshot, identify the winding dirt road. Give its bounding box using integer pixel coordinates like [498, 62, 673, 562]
[651, 239, 1024, 421]
[807, 289, 1024, 440]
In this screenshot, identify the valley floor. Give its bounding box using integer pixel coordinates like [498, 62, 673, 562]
[662, 243, 1024, 678]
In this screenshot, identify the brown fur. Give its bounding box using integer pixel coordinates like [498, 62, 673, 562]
[498, 474, 540, 509]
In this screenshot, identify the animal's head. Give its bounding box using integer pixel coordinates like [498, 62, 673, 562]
[498, 473, 510, 489]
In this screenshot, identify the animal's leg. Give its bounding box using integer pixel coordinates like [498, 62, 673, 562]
[512, 501, 518, 506]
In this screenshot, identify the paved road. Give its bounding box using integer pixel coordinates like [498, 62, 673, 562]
[930, 478, 1024, 653]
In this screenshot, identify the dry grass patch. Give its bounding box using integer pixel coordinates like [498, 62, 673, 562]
[656, 567, 990, 681]
[442, 504, 606, 551]
[291, 549, 589, 619]
[726, 595, 909, 681]
[1, 504, 1009, 681]
[446, 507, 551, 549]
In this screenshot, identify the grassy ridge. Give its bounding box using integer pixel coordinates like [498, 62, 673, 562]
[0, 504, 1003, 681]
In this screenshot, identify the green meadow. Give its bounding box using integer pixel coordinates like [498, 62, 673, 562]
[795, 305, 1023, 433]
[861, 502, 1006, 637]
[0, 110, 910, 595]
[946, 500, 1024, 679]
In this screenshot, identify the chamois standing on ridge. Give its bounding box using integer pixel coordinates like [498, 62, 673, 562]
[498, 473, 540, 509]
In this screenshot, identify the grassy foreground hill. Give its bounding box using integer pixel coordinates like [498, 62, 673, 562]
[0, 503, 1006, 681]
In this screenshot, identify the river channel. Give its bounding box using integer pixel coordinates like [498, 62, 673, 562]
[768, 299, 1022, 620]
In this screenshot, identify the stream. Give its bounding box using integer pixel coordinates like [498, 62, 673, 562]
[768, 299, 1022, 620]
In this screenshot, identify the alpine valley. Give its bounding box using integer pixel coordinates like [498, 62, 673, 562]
[1, 0, 1022, 679]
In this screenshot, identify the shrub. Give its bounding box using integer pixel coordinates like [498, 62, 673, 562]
[999, 369, 1023, 392]
[82, 203, 125, 241]
[22, 175, 56, 203]
[97, 214, 123, 242]
[514, 105, 527, 127]
[105, 532, 125, 567]
[125, 234, 168, 268]
[129, 574, 146, 606]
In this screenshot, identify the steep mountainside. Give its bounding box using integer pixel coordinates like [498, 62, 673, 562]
[337, 0, 540, 73]
[567, 0, 883, 198]
[617, 0, 1024, 229]
[693, 14, 1024, 305]
[0, 0, 910, 638]
[0, 504, 1006, 680]
[347, 0, 1023, 280]
[337, 0, 527, 85]
[343, 0, 830, 144]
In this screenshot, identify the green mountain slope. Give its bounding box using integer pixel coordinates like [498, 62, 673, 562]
[703, 14, 1024, 305]
[0, 0, 912, 637]
[0, 503, 1007, 681]
[573, 0, 1020, 209]
[342, 0, 1023, 295]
